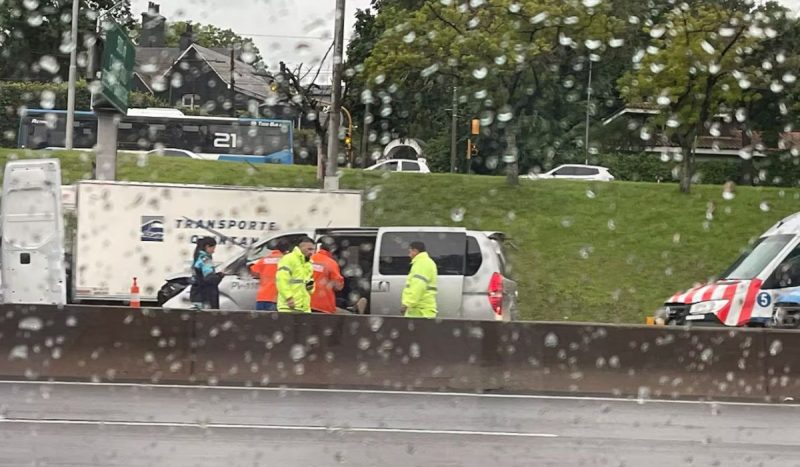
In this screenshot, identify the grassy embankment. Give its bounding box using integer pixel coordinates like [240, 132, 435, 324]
[2, 148, 798, 323]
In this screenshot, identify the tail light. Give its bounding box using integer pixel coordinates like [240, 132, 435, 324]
[488, 272, 503, 316]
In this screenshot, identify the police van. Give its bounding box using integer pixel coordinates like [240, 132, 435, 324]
[160, 227, 518, 321]
[655, 212, 800, 326]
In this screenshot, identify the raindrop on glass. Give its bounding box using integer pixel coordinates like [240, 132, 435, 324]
[544, 332, 559, 348]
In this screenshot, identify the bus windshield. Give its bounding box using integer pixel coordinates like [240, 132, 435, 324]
[721, 234, 795, 280]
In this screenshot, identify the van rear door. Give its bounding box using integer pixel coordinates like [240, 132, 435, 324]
[370, 228, 466, 317]
[1, 159, 66, 305]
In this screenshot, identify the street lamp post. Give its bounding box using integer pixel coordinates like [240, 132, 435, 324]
[65, 0, 80, 150]
[325, 0, 346, 190]
[584, 56, 593, 165]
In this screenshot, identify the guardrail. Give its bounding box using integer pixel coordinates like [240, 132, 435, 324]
[1, 304, 797, 401]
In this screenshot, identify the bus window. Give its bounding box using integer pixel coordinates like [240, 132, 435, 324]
[118, 121, 152, 150]
[73, 120, 98, 149]
[239, 125, 287, 156]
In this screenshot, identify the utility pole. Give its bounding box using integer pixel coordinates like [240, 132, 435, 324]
[359, 100, 371, 168]
[449, 86, 458, 173]
[230, 48, 236, 117]
[65, 0, 80, 150]
[584, 56, 593, 165]
[325, 0, 345, 190]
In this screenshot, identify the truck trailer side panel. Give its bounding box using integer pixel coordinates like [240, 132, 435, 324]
[73, 181, 361, 302]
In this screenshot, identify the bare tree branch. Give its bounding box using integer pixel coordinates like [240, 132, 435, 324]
[425, 2, 463, 36]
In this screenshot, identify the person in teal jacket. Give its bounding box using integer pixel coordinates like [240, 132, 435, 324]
[401, 241, 438, 318]
[276, 237, 316, 312]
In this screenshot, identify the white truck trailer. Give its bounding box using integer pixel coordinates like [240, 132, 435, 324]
[1, 160, 362, 305]
[68, 180, 362, 303]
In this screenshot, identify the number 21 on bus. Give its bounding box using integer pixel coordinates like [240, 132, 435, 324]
[214, 133, 238, 148]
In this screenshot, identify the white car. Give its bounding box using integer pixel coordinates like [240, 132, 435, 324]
[145, 148, 204, 159]
[365, 158, 431, 173]
[526, 164, 614, 182]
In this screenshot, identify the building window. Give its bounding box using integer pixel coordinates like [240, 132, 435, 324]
[181, 94, 201, 110]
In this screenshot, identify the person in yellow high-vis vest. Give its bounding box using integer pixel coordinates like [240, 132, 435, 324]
[276, 237, 316, 312]
[401, 241, 438, 318]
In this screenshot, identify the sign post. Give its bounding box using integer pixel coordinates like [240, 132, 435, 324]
[91, 19, 136, 181]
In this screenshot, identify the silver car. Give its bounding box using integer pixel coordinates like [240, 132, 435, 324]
[160, 227, 518, 321]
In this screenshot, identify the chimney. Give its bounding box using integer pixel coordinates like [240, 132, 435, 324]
[139, 2, 166, 48]
[179, 23, 195, 51]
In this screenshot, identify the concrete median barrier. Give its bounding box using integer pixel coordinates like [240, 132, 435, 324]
[0, 304, 192, 382]
[762, 328, 800, 402]
[1, 304, 795, 401]
[510, 322, 768, 400]
[191, 311, 487, 391]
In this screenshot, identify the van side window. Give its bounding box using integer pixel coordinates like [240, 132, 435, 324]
[766, 246, 800, 289]
[465, 236, 482, 276]
[379, 232, 465, 276]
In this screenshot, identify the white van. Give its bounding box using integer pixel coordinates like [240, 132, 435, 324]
[1, 159, 67, 305]
[655, 212, 800, 326]
[161, 227, 518, 321]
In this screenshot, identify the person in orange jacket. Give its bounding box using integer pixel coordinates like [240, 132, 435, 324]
[250, 240, 288, 311]
[310, 236, 344, 314]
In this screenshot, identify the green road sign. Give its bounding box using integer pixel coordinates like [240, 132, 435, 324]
[97, 20, 136, 113]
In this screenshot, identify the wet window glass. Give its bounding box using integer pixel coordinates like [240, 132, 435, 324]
[379, 232, 465, 276]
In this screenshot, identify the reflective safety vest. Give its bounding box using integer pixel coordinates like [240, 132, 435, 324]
[276, 247, 314, 312]
[401, 251, 438, 318]
[310, 249, 344, 313]
[250, 249, 283, 303]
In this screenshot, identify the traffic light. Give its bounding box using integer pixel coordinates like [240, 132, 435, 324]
[344, 131, 352, 149]
[470, 118, 480, 135]
[466, 139, 478, 159]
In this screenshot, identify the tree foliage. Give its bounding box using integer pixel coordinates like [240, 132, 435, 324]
[357, 0, 624, 183]
[0, 0, 134, 81]
[618, 3, 771, 192]
[346, 0, 800, 192]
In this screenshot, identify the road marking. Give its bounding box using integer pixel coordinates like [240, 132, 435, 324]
[0, 418, 557, 438]
[0, 379, 794, 408]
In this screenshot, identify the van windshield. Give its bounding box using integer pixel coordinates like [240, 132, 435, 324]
[721, 234, 794, 280]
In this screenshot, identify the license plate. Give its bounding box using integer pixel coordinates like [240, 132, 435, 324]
[685, 314, 706, 321]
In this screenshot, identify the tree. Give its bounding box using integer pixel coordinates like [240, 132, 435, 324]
[0, 0, 133, 81]
[264, 61, 335, 180]
[357, 0, 622, 184]
[617, 2, 786, 193]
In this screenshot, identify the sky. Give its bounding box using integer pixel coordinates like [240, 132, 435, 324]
[130, 0, 373, 83]
[131, 0, 800, 84]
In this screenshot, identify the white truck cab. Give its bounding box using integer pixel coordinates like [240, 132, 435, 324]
[656, 212, 800, 326]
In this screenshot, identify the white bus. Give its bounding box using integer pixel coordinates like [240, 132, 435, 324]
[17, 108, 294, 164]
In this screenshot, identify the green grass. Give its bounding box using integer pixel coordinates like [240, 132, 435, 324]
[2, 148, 798, 323]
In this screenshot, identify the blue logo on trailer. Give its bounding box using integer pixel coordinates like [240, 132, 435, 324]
[141, 216, 165, 242]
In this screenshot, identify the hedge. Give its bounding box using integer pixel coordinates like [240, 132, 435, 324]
[583, 152, 800, 188]
[0, 81, 163, 147]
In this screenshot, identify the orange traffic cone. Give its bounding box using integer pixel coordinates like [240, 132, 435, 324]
[130, 277, 141, 308]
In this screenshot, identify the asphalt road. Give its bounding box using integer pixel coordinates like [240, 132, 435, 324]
[0, 381, 799, 466]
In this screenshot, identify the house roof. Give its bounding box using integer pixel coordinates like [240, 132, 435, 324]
[187, 44, 270, 100]
[134, 47, 182, 90]
[134, 44, 270, 100]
